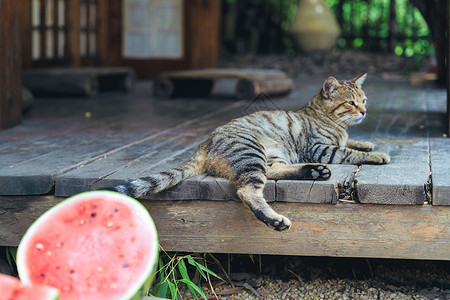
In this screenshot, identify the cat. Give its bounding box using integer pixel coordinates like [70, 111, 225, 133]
[101, 74, 390, 231]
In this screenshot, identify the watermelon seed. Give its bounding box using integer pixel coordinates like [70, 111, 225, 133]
[36, 243, 44, 250]
[122, 263, 128, 268]
[40, 273, 45, 278]
[56, 242, 62, 248]
[106, 221, 114, 227]
[80, 219, 85, 225]
[110, 283, 118, 289]
[97, 266, 104, 273]
[46, 251, 52, 256]
[91, 213, 96, 218]
[114, 208, 118, 213]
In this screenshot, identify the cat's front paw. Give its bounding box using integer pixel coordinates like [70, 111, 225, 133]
[357, 141, 375, 152]
[365, 152, 390, 164]
[307, 164, 331, 180]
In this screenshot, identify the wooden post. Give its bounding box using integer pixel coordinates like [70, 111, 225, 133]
[0, 0, 22, 129]
[185, 0, 220, 69]
[67, 0, 81, 67]
[446, 0, 450, 137]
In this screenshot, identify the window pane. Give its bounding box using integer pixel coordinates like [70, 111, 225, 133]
[32, 30, 41, 59]
[32, 0, 40, 26]
[46, 0, 54, 26]
[89, 3, 96, 29]
[80, 31, 87, 56]
[58, 0, 65, 27]
[46, 29, 54, 58]
[80, 2, 87, 28]
[58, 30, 65, 57]
[90, 32, 96, 56]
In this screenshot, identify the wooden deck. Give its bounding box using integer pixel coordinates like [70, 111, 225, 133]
[1, 77, 449, 260]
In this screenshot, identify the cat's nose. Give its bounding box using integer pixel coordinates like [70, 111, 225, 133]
[360, 109, 367, 116]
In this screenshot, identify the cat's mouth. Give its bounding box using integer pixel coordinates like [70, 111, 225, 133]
[354, 114, 366, 124]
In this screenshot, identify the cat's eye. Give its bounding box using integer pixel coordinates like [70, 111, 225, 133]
[348, 101, 356, 106]
[362, 99, 367, 104]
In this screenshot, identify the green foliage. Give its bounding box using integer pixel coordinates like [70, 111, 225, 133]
[324, 0, 432, 57]
[149, 251, 220, 300]
[5, 247, 18, 275]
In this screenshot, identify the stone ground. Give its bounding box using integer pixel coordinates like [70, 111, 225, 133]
[220, 51, 429, 79]
[179, 255, 450, 300]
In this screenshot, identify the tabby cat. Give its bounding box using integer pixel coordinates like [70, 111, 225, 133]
[102, 74, 390, 231]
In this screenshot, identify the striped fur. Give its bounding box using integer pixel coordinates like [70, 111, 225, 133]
[101, 74, 390, 231]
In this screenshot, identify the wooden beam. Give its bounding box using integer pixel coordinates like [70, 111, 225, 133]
[1, 195, 449, 261]
[0, 0, 22, 129]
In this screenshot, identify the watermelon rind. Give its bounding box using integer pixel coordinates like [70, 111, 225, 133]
[17, 191, 159, 300]
[0, 273, 60, 300]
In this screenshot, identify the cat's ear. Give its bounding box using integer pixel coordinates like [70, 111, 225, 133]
[322, 76, 339, 99]
[351, 73, 367, 88]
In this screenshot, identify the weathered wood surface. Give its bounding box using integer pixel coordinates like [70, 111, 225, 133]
[22, 67, 136, 97]
[430, 138, 450, 205]
[145, 201, 449, 260]
[154, 69, 293, 99]
[2, 195, 448, 261]
[0, 78, 448, 206]
[356, 138, 430, 205]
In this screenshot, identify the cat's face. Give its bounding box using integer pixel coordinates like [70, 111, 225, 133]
[320, 74, 368, 126]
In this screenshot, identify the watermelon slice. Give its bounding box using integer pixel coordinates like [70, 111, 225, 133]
[17, 191, 158, 300]
[0, 273, 59, 300]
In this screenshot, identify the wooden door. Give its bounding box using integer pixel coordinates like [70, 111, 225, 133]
[108, 0, 219, 78]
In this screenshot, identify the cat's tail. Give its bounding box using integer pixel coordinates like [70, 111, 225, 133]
[99, 148, 207, 198]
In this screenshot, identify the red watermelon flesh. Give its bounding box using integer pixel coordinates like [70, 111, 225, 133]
[0, 273, 59, 300]
[17, 191, 158, 300]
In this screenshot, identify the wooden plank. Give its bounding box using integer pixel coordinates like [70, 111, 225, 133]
[430, 138, 450, 205]
[150, 176, 276, 203]
[0, 85, 247, 195]
[0, 195, 63, 246]
[356, 138, 430, 204]
[2, 196, 449, 261]
[0, 0, 22, 129]
[55, 101, 247, 196]
[147, 201, 449, 260]
[275, 165, 357, 203]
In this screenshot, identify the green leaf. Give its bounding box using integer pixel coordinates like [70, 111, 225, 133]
[168, 281, 178, 300]
[187, 257, 218, 279]
[153, 281, 169, 298]
[5, 247, 17, 274]
[178, 259, 190, 281]
[179, 279, 208, 300]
